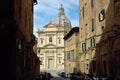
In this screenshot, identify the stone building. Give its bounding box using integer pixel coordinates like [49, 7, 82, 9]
[79, 0, 120, 79]
[33, 38, 40, 79]
[79, 0, 96, 75]
[37, 4, 71, 72]
[95, 0, 120, 79]
[0, 0, 39, 80]
[64, 27, 79, 75]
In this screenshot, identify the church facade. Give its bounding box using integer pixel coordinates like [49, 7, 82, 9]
[37, 5, 71, 71]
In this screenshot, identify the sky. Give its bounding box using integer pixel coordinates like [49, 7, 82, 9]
[33, 0, 79, 36]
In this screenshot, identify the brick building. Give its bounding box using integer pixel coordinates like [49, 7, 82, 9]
[95, 0, 120, 79]
[0, 0, 40, 80]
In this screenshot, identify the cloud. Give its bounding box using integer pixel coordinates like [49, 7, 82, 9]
[34, 0, 79, 36]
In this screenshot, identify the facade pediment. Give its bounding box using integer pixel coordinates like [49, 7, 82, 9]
[44, 22, 55, 28]
[43, 44, 57, 48]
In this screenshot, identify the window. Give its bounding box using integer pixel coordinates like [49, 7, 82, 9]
[92, 19, 94, 31]
[86, 64, 89, 70]
[82, 43, 86, 52]
[67, 51, 70, 60]
[82, 7, 84, 18]
[99, 9, 105, 22]
[91, 37, 95, 47]
[40, 38, 44, 44]
[58, 58, 61, 64]
[40, 57, 44, 65]
[38, 49, 40, 54]
[41, 39, 43, 44]
[91, 0, 94, 8]
[71, 50, 74, 61]
[92, 60, 96, 72]
[58, 38, 61, 44]
[49, 37, 52, 43]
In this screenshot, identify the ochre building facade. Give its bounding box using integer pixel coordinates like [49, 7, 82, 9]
[79, 0, 120, 79]
[64, 27, 79, 76]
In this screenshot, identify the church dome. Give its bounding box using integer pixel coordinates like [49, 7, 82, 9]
[53, 4, 71, 27]
[53, 15, 71, 26]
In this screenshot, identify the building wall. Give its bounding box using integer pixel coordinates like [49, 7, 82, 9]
[0, 0, 38, 80]
[33, 40, 40, 79]
[15, 0, 39, 80]
[95, 0, 120, 79]
[14, 0, 34, 42]
[79, 0, 96, 74]
[37, 24, 65, 71]
[64, 27, 79, 75]
[79, 0, 120, 79]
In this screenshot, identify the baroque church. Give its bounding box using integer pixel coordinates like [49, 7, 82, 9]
[37, 4, 71, 71]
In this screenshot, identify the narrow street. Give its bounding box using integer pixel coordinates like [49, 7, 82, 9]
[44, 70, 70, 80]
[51, 77, 69, 80]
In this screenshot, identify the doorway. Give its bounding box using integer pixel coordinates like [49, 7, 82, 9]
[48, 58, 53, 69]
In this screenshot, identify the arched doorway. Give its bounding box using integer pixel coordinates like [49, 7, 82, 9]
[112, 38, 120, 79]
[100, 45, 109, 77]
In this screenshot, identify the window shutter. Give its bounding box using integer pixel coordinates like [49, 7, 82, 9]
[82, 43, 86, 52]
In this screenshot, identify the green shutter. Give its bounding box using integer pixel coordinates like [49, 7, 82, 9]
[91, 38, 95, 47]
[82, 43, 86, 52]
[91, 0, 94, 8]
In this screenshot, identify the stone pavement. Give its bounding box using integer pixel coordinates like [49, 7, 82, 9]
[41, 70, 70, 80]
[42, 70, 63, 77]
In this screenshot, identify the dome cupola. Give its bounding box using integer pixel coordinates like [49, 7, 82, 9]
[53, 4, 71, 28]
